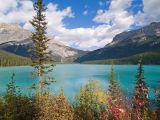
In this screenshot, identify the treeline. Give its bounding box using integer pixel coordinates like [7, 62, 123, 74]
[84, 50, 160, 65]
[0, 50, 31, 66]
[0, 63, 159, 120]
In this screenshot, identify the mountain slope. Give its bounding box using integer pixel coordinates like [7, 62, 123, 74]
[84, 50, 160, 64]
[75, 22, 160, 64]
[0, 50, 31, 66]
[0, 23, 87, 63]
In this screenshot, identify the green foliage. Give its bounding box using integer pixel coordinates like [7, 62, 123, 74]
[29, 0, 53, 74]
[30, 0, 54, 95]
[74, 81, 104, 120]
[0, 50, 31, 66]
[100, 65, 126, 120]
[3, 73, 17, 119]
[132, 60, 150, 119]
[1, 73, 35, 120]
[108, 65, 122, 102]
[83, 50, 160, 65]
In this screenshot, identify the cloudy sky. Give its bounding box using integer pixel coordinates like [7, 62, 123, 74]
[0, 0, 160, 50]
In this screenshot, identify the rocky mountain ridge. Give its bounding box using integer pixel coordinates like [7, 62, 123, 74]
[0, 23, 86, 62]
[75, 22, 160, 64]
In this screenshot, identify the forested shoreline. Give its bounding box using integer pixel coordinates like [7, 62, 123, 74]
[0, 50, 31, 66]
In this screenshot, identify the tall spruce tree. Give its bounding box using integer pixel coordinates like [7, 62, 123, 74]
[108, 65, 120, 100]
[133, 60, 149, 119]
[30, 0, 53, 95]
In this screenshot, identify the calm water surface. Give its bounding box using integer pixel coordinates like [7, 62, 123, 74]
[0, 64, 159, 100]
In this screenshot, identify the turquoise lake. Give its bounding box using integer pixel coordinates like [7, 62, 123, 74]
[0, 64, 160, 101]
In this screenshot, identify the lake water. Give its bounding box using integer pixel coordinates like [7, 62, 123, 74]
[0, 64, 160, 101]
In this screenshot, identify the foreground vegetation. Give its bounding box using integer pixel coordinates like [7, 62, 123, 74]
[0, 62, 159, 120]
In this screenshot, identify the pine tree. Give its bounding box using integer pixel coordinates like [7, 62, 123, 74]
[108, 65, 121, 100]
[4, 73, 17, 120]
[104, 66, 125, 120]
[108, 65, 115, 96]
[54, 88, 74, 120]
[116, 80, 123, 104]
[30, 0, 53, 95]
[3, 73, 35, 120]
[132, 60, 150, 119]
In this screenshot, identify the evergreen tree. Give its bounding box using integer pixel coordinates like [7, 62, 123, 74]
[30, 0, 53, 95]
[108, 65, 122, 101]
[3, 73, 35, 120]
[116, 80, 123, 104]
[103, 66, 125, 120]
[132, 60, 150, 119]
[34, 92, 52, 120]
[74, 81, 102, 120]
[34, 89, 74, 120]
[3, 73, 17, 120]
[54, 88, 74, 120]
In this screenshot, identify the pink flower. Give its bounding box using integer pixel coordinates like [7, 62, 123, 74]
[119, 108, 125, 113]
[154, 88, 157, 93]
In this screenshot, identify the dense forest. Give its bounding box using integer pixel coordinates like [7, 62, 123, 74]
[0, 50, 31, 66]
[84, 50, 160, 65]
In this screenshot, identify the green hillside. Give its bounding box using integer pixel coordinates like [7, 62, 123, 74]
[83, 50, 160, 65]
[0, 50, 31, 66]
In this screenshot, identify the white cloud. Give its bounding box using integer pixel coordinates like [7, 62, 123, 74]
[46, 0, 135, 50]
[82, 10, 88, 15]
[0, 0, 34, 26]
[99, 1, 104, 7]
[106, 1, 110, 6]
[92, 0, 134, 49]
[0, 0, 18, 12]
[50, 25, 114, 50]
[46, 3, 74, 34]
[0, 0, 159, 50]
[135, 0, 160, 25]
[0, 0, 112, 50]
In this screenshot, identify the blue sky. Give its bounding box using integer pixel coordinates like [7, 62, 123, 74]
[0, 0, 159, 50]
[42, 0, 143, 29]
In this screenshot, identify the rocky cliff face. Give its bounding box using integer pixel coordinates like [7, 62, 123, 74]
[0, 23, 31, 44]
[107, 22, 160, 46]
[75, 22, 160, 63]
[0, 23, 86, 62]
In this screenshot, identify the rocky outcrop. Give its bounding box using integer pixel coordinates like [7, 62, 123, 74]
[0, 23, 86, 62]
[75, 22, 160, 63]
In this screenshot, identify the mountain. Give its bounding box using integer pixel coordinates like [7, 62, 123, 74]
[83, 51, 160, 64]
[0, 50, 31, 66]
[0, 23, 86, 63]
[75, 22, 160, 64]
